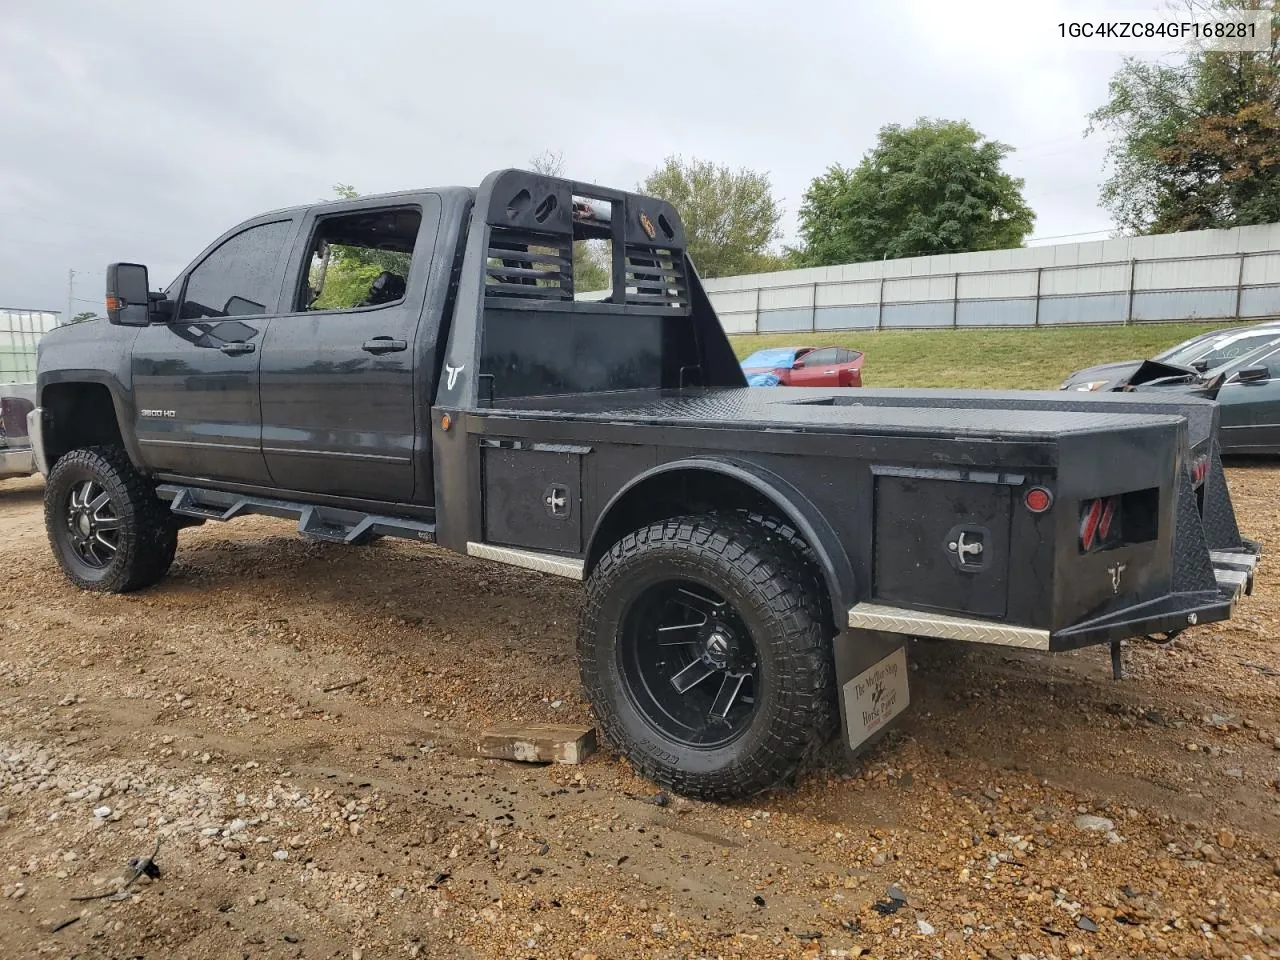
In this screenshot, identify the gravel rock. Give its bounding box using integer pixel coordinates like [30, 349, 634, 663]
[1073, 815, 1115, 832]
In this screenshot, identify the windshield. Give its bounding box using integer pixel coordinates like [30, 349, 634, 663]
[741, 348, 797, 368]
[1157, 329, 1280, 370]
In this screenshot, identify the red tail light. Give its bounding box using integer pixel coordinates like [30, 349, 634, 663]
[1080, 496, 1122, 553]
[1190, 455, 1209, 486]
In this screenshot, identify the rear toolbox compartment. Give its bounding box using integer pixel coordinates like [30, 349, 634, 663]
[841, 389, 1259, 649]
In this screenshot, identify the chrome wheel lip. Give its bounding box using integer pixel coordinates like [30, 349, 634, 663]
[64, 479, 121, 569]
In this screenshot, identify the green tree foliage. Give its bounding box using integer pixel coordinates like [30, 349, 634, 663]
[1088, 0, 1280, 233]
[527, 151, 611, 291]
[70, 311, 100, 324]
[792, 119, 1035, 266]
[639, 157, 784, 278]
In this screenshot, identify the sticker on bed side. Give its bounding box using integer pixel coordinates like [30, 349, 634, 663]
[843, 646, 909, 750]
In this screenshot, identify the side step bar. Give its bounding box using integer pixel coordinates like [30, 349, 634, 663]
[156, 485, 436, 546]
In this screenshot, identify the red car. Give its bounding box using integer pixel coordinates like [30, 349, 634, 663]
[740, 345, 864, 388]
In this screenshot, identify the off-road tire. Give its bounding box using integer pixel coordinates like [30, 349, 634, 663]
[45, 446, 178, 593]
[736, 510, 833, 632]
[579, 516, 835, 801]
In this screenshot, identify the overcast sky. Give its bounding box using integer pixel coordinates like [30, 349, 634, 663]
[1, 0, 1156, 314]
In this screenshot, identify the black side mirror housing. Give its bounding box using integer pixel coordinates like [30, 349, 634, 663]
[106, 263, 152, 327]
[1192, 359, 1210, 372]
[1237, 366, 1270, 383]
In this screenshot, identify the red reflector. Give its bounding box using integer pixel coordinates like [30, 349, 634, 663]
[1098, 497, 1115, 539]
[1190, 456, 1209, 485]
[1080, 499, 1103, 551]
[1024, 487, 1053, 513]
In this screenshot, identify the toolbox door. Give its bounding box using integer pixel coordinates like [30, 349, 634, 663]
[481, 440, 585, 555]
[873, 472, 1013, 618]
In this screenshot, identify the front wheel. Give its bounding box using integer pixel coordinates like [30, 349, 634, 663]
[45, 446, 178, 593]
[579, 516, 834, 801]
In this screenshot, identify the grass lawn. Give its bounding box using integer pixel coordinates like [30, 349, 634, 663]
[728, 321, 1254, 390]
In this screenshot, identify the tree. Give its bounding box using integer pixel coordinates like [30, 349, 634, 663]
[70, 311, 100, 324]
[528, 151, 611, 291]
[639, 157, 784, 278]
[1088, 0, 1280, 234]
[792, 119, 1035, 266]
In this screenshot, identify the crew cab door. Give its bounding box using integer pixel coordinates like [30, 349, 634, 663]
[259, 195, 442, 502]
[131, 217, 298, 484]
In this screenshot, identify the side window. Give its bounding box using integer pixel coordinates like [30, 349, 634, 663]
[296, 207, 422, 312]
[803, 348, 839, 367]
[179, 220, 292, 320]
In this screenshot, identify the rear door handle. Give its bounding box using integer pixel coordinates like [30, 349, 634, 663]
[363, 338, 408, 354]
[220, 341, 255, 356]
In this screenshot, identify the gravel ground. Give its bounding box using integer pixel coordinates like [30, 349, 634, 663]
[1, 467, 1278, 959]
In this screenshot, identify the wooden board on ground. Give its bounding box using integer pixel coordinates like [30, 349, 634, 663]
[477, 723, 597, 765]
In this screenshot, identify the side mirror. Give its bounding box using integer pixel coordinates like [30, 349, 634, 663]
[791, 359, 805, 370]
[1192, 359, 1210, 372]
[1236, 366, 1270, 383]
[105, 263, 152, 327]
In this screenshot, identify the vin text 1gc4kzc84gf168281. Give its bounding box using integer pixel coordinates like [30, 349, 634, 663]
[28, 170, 1260, 800]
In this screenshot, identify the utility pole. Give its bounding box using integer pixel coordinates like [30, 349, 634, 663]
[66, 268, 75, 325]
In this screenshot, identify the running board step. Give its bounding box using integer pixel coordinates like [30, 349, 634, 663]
[157, 485, 435, 546]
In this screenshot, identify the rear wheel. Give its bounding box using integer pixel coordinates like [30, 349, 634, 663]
[45, 446, 178, 593]
[579, 516, 834, 800]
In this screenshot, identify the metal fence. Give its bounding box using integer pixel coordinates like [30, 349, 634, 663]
[704, 222, 1280, 335]
[0, 309, 59, 383]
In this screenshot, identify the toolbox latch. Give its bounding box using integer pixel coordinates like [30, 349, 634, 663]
[946, 525, 989, 572]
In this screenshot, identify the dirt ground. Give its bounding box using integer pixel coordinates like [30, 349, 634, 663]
[1, 469, 1278, 960]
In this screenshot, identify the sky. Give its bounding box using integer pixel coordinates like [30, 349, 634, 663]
[0, 0, 1162, 314]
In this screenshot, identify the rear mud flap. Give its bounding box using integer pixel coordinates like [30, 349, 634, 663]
[833, 629, 911, 754]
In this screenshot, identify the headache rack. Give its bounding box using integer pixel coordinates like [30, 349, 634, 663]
[481, 170, 691, 314]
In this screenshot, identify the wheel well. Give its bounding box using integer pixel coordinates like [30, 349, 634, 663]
[586, 468, 841, 629]
[42, 383, 124, 467]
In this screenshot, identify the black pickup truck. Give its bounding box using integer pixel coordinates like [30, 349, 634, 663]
[30, 169, 1260, 800]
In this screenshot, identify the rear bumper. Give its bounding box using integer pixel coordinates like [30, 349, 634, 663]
[847, 543, 1260, 652]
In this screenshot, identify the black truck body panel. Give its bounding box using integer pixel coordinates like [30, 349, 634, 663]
[34, 168, 1257, 662]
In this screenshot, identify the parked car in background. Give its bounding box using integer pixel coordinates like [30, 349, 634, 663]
[741, 345, 864, 387]
[1061, 321, 1280, 393]
[0, 383, 37, 479]
[1122, 336, 1280, 454]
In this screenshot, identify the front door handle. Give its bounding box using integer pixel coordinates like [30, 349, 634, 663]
[363, 338, 408, 354]
[220, 341, 255, 356]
